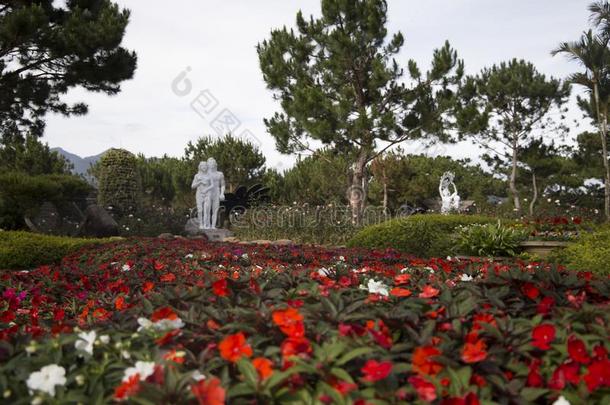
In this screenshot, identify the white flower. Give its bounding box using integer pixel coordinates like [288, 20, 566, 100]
[366, 279, 389, 296]
[191, 370, 206, 381]
[460, 274, 473, 282]
[121, 264, 131, 272]
[317, 267, 331, 277]
[552, 396, 570, 405]
[123, 361, 156, 382]
[338, 256, 345, 262]
[241, 253, 249, 260]
[185, 253, 194, 259]
[75, 330, 97, 355]
[99, 335, 110, 344]
[121, 350, 131, 360]
[137, 316, 184, 332]
[26, 364, 66, 396]
[75, 375, 86, 386]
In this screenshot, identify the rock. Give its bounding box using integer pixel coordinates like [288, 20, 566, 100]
[223, 236, 239, 243]
[77, 205, 119, 237]
[203, 228, 234, 242]
[158, 233, 175, 240]
[252, 240, 272, 245]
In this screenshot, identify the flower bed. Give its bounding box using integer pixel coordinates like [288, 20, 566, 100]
[1, 238, 609, 404]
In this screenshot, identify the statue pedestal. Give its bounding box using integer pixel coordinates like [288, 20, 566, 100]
[184, 218, 234, 241]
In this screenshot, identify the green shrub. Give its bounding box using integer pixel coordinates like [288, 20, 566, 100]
[0, 231, 117, 270]
[97, 148, 142, 216]
[550, 226, 610, 275]
[0, 172, 91, 230]
[347, 214, 498, 256]
[455, 221, 528, 257]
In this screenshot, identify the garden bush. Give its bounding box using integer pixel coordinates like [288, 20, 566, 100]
[0, 172, 91, 230]
[0, 239, 608, 403]
[551, 226, 610, 276]
[0, 231, 116, 270]
[348, 214, 498, 257]
[97, 148, 142, 216]
[455, 221, 528, 257]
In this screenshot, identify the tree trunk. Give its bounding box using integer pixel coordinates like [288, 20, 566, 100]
[349, 151, 368, 225]
[529, 173, 537, 217]
[382, 166, 388, 214]
[593, 83, 610, 221]
[509, 134, 521, 213]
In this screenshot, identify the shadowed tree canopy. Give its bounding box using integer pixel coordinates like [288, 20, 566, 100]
[184, 134, 267, 193]
[457, 59, 569, 213]
[0, 0, 137, 136]
[257, 0, 464, 223]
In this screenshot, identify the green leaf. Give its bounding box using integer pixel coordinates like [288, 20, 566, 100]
[336, 347, 374, 366]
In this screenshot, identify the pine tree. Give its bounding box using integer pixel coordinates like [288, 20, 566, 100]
[0, 0, 137, 136]
[257, 0, 463, 223]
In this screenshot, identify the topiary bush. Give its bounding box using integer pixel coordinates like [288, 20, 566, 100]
[97, 148, 142, 216]
[347, 214, 498, 257]
[551, 226, 610, 276]
[0, 231, 117, 270]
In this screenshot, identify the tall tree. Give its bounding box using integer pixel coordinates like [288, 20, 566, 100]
[553, 2, 610, 220]
[184, 134, 266, 193]
[0, 0, 137, 136]
[257, 0, 463, 223]
[457, 59, 569, 213]
[0, 131, 71, 175]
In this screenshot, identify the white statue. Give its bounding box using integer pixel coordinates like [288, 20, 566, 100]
[439, 171, 460, 214]
[192, 161, 213, 230]
[191, 158, 226, 230]
[206, 158, 225, 229]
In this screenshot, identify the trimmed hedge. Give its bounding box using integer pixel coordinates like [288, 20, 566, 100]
[551, 226, 610, 276]
[0, 231, 118, 270]
[97, 148, 142, 215]
[347, 214, 497, 257]
[0, 172, 91, 230]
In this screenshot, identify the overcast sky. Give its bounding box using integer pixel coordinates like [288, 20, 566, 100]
[44, 0, 594, 171]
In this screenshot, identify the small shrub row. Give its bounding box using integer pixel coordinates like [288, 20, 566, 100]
[0, 231, 118, 270]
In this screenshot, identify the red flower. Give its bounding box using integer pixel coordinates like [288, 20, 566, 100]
[408, 375, 437, 402]
[536, 296, 555, 315]
[92, 308, 111, 321]
[191, 377, 226, 405]
[521, 283, 539, 300]
[280, 336, 312, 361]
[390, 287, 412, 297]
[461, 338, 487, 363]
[419, 285, 440, 298]
[583, 359, 610, 392]
[527, 359, 544, 387]
[361, 360, 392, 382]
[143, 281, 155, 293]
[412, 346, 443, 376]
[160, 273, 176, 282]
[151, 307, 178, 322]
[394, 274, 411, 285]
[212, 279, 229, 297]
[219, 332, 253, 362]
[114, 296, 127, 310]
[568, 335, 590, 364]
[549, 361, 580, 390]
[250, 357, 273, 380]
[440, 393, 480, 405]
[114, 373, 141, 400]
[272, 308, 304, 337]
[531, 324, 556, 350]
[331, 379, 358, 395]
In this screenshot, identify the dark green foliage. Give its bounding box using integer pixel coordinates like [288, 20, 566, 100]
[97, 148, 142, 215]
[0, 0, 137, 135]
[457, 59, 569, 212]
[0, 172, 91, 230]
[0, 133, 72, 175]
[0, 231, 115, 270]
[455, 222, 527, 257]
[257, 0, 463, 220]
[369, 151, 506, 212]
[551, 225, 610, 275]
[347, 214, 497, 256]
[185, 134, 266, 192]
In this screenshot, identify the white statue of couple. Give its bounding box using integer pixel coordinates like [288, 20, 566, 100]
[191, 158, 226, 229]
[439, 171, 460, 214]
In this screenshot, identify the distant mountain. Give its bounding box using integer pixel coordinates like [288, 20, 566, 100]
[51, 147, 107, 178]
